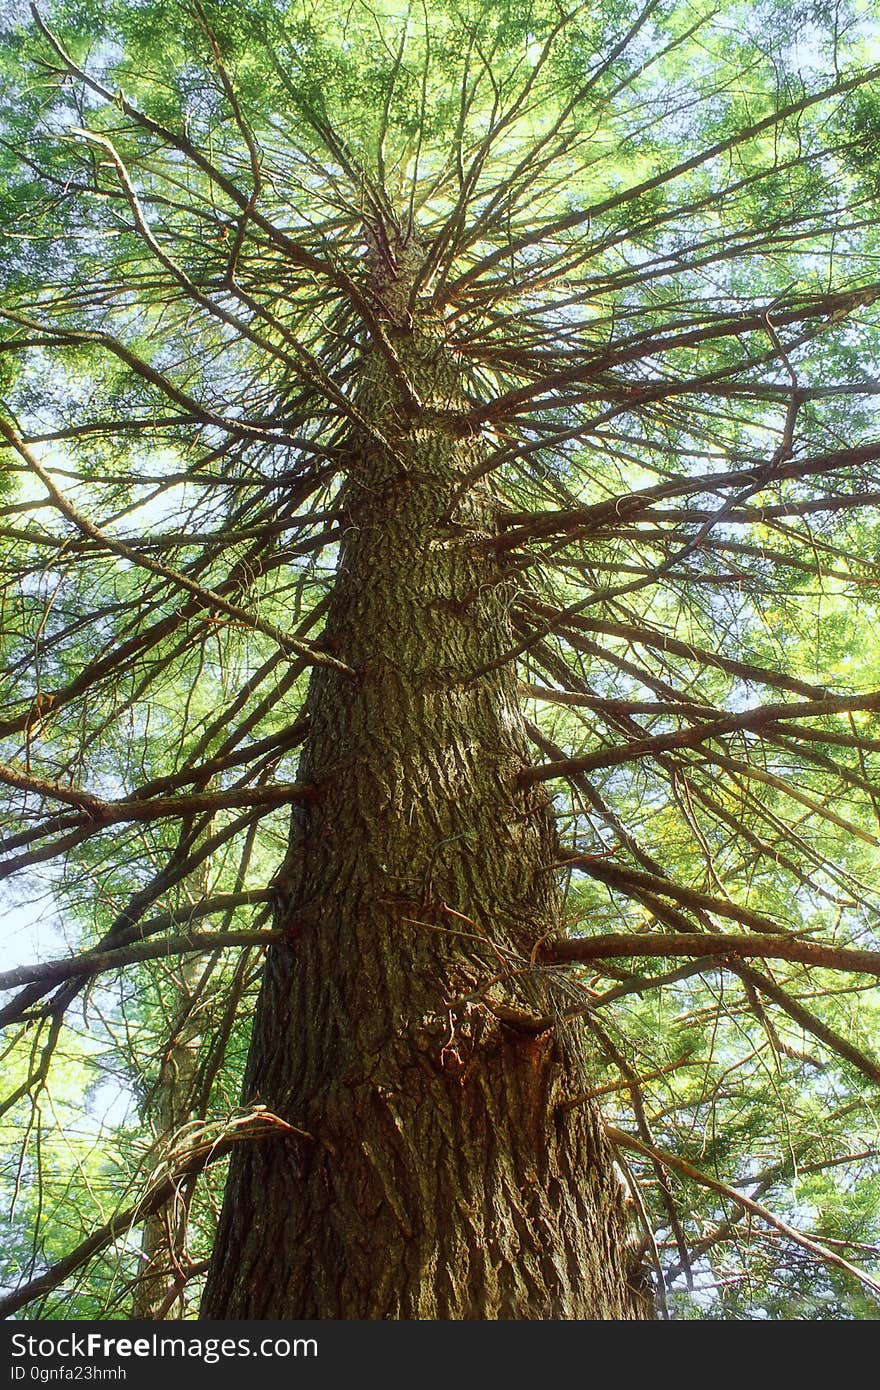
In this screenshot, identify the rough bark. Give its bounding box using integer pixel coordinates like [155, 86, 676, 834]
[202, 247, 651, 1320]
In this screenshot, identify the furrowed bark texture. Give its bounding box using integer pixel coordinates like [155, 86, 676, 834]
[202, 259, 649, 1319]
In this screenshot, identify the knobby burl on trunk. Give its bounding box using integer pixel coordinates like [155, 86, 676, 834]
[202, 235, 651, 1320]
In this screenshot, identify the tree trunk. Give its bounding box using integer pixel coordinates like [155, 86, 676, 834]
[202, 250, 651, 1320]
[134, 952, 206, 1318]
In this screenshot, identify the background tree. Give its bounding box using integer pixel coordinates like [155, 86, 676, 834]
[2, 0, 880, 1319]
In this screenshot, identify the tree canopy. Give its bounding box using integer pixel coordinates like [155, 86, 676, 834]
[2, 0, 880, 1319]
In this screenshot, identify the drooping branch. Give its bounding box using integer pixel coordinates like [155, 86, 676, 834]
[604, 1123, 880, 1303]
[0, 1109, 308, 1320]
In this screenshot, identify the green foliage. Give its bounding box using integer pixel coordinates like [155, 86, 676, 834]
[1, 0, 880, 1320]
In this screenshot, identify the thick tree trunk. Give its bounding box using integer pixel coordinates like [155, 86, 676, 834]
[202, 260, 650, 1319]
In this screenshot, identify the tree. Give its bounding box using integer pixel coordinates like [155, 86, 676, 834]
[2, 0, 880, 1320]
